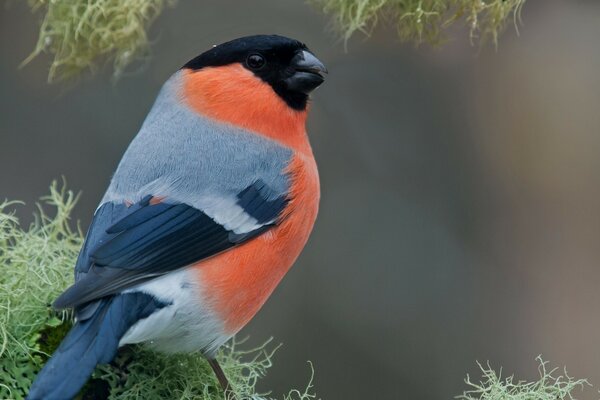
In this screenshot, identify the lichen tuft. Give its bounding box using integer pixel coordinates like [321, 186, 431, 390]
[457, 356, 590, 400]
[311, 0, 527, 46]
[23, 0, 176, 82]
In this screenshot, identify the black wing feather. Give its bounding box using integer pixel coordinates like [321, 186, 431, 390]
[237, 179, 289, 224]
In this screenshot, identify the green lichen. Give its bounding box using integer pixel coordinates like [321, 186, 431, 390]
[457, 356, 590, 400]
[23, 0, 176, 82]
[37, 317, 73, 361]
[312, 0, 527, 46]
[0, 182, 317, 399]
[0, 183, 80, 398]
[18, 0, 528, 82]
[91, 338, 317, 400]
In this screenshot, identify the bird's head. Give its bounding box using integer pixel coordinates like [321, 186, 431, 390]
[178, 35, 326, 152]
[181, 35, 327, 112]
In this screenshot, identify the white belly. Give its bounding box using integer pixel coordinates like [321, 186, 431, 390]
[119, 268, 230, 357]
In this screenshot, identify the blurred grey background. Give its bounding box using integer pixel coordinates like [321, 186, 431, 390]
[2, 0, 600, 399]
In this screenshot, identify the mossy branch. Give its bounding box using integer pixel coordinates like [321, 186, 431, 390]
[0, 182, 317, 400]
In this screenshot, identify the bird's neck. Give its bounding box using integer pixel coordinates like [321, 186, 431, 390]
[181, 65, 312, 155]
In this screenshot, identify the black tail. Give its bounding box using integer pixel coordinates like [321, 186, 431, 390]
[27, 292, 166, 400]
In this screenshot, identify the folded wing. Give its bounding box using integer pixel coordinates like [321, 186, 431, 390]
[54, 180, 288, 310]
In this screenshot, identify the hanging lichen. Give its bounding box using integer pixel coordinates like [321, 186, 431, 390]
[19, 0, 528, 82]
[23, 0, 177, 82]
[311, 0, 527, 46]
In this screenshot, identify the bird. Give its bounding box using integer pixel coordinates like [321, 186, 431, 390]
[27, 34, 327, 400]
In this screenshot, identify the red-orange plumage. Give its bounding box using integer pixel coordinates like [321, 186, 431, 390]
[182, 65, 320, 333]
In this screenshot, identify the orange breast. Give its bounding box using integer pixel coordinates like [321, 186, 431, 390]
[194, 154, 319, 333]
[182, 64, 320, 333]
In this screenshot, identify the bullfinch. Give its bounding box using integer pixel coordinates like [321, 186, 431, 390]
[27, 34, 327, 400]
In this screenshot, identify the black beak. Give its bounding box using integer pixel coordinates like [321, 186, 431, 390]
[285, 50, 328, 94]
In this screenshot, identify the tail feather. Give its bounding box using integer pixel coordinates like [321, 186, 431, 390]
[27, 292, 166, 400]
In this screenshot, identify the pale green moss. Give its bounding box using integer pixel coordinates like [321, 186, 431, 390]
[0, 182, 316, 399]
[312, 0, 527, 46]
[23, 0, 176, 82]
[0, 183, 81, 398]
[457, 356, 590, 400]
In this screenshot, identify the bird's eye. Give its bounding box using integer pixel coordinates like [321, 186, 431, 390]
[246, 54, 266, 70]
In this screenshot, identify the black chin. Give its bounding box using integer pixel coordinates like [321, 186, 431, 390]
[271, 84, 310, 111]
